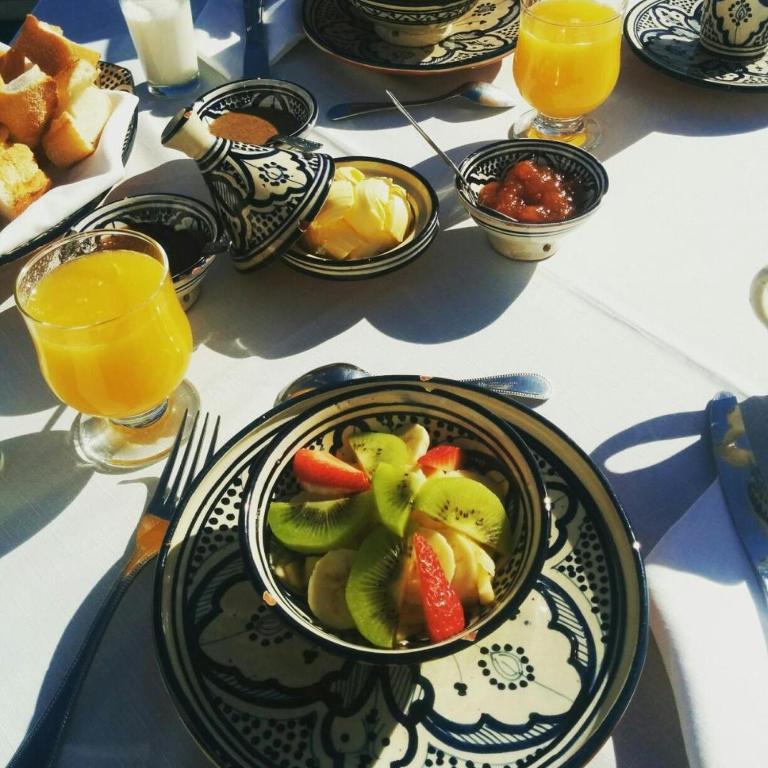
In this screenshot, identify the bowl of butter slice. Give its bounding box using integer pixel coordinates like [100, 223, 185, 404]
[282, 156, 439, 280]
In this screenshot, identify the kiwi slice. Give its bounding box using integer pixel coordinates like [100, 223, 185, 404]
[372, 462, 422, 537]
[413, 476, 513, 554]
[345, 526, 405, 648]
[348, 432, 410, 475]
[268, 491, 375, 554]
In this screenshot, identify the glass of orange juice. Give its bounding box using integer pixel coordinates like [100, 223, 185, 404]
[512, 0, 626, 150]
[15, 230, 197, 468]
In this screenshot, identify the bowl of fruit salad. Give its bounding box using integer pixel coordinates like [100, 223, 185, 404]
[242, 382, 549, 663]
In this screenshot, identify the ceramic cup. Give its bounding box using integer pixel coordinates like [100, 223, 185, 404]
[347, 0, 478, 46]
[750, 267, 768, 328]
[699, 0, 768, 58]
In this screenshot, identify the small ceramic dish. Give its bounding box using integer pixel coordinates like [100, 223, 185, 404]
[242, 383, 549, 664]
[192, 78, 318, 143]
[347, 0, 478, 45]
[71, 193, 226, 310]
[456, 139, 609, 262]
[283, 156, 439, 280]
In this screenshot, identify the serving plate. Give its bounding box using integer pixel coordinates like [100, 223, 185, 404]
[624, 0, 768, 91]
[302, 0, 519, 75]
[154, 377, 647, 768]
[0, 61, 138, 266]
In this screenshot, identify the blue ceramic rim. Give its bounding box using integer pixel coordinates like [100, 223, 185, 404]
[70, 192, 222, 281]
[623, 0, 768, 92]
[240, 383, 549, 664]
[153, 375, 647, 768]
[457, 139, 610, 230]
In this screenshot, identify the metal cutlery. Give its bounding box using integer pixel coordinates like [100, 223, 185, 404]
[9, 412, 221, 768]
[274, 362, 552, 407]
[707, 391, 768, 607]
[327, 81, 516, 121]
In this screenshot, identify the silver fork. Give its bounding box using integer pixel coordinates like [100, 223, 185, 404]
[9, 411, 221, 768]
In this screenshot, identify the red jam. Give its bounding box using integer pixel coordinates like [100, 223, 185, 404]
[478, 159, 580, 224]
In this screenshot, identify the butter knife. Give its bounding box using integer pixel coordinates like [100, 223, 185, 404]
[707, 391, 768, 605]
[243, 0, 270, 78]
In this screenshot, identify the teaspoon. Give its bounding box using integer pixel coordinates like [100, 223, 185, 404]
[274, 362, 552, 407]
[328, 81, 515, 121]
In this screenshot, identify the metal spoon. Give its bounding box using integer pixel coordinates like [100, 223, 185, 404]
[274, 362, 552, 407]
[327, 81, 515, 121]
[385, 90, 516, 223]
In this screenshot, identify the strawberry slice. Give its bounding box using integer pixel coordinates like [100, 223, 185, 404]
[418, 445, 464, 475]
[293, 449, 370, 493]
[412, 532, 465, 642]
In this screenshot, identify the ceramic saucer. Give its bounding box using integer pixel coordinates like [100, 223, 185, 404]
[302, 0, 519, 75]
[624, 0, 768, 90]
[154, 377, 647, 768]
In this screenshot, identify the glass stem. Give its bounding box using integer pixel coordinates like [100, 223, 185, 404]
[111, 399, 169, 429]
[533, 114, 586, 138]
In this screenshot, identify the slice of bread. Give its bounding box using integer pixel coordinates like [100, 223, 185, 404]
[42, 84, 112, 168]
[0, 138, 51, 220]
[53, 58, 98, 116]
[0, 65, 57, 147]
[15, 15, 100, 76]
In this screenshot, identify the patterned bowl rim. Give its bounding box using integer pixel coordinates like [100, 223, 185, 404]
[240, 383, 550, 664]
[70, 192, 223, 281]
[285, 155, 440, 271]
[456, 140, 610, 230]
[192, 77, 319, 137]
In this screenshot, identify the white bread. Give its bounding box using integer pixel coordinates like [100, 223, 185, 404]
[42, 84, 112, 168]
[15, 15, 100, 76]
[0, 138, 51, 220]
[0, 65, 57, 147]
[53, 58, 98, 116]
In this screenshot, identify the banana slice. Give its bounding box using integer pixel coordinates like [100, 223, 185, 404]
[444, 530, 479, 605]
[402, 528, 455, 605]
[472, 542, 496, 605]
[307, 549, 357, 630]
[397, 423, 431, 462]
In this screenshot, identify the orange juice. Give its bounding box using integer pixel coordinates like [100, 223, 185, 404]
[24, 249, 192, 418]
[513, 0, 622, 119]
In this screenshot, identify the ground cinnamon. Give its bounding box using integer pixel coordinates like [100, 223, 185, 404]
[209, 111, 280, 145]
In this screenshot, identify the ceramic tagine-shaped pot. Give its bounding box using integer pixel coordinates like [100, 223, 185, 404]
[162, 109, 334, 271]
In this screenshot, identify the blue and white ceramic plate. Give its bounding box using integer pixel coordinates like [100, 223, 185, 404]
[302, 0, 519, 75]
[154, 377, 648, 768]
[624, 0, 768, 90]
[0, 61, 138, 266]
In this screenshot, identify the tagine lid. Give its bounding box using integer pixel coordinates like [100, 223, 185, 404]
[162, 108, 335, 271]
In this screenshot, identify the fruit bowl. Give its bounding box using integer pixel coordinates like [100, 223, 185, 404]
[242, 381, 549, 663]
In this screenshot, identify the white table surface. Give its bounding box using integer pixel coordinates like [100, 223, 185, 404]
[1, 1, 766, 766]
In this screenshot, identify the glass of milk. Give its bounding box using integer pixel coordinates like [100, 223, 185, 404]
[119, 0, 199, 96]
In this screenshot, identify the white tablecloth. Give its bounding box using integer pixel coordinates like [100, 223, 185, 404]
[1, 1, 766, 766]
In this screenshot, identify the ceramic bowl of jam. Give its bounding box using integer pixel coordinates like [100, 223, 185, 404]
[71, 193, 227, 310]
[191, 78, 317, 146]
[456, 140, 609, 262]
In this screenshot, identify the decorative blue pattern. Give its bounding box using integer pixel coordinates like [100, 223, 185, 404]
[154, 379, 647, 768]
[625, 0, 768, 89]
